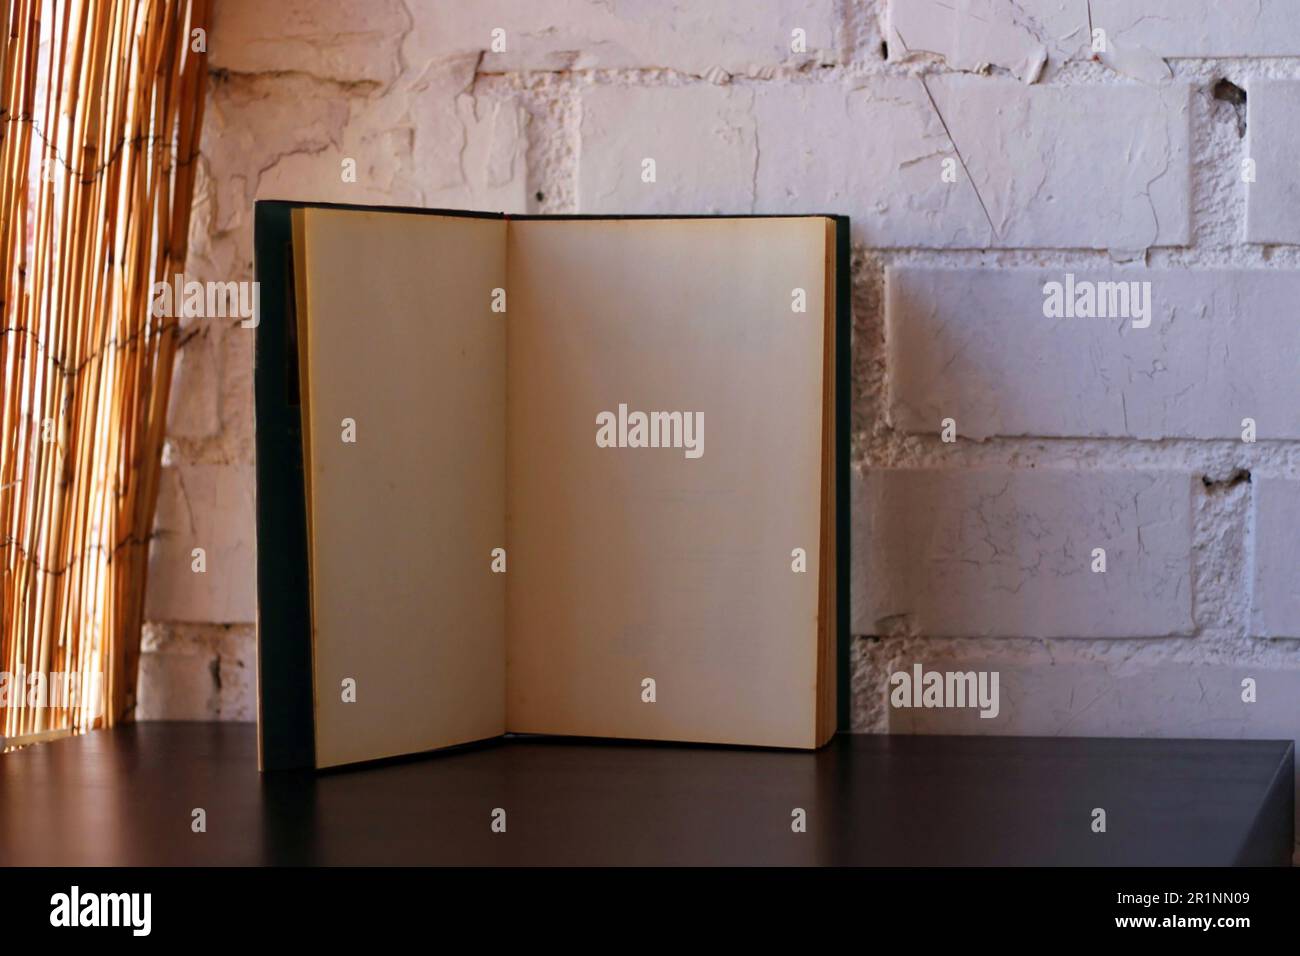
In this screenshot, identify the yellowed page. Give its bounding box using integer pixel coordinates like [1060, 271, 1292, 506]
[297, 208, 506, 768]
[505, 218, 827, 749]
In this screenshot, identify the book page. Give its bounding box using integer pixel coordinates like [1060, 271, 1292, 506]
[295, 208, 507, 768]
[505, 218, 828, 749]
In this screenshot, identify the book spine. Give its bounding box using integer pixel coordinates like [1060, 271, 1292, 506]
[253, 202, 317, 770]
[835, 216, 852, 734]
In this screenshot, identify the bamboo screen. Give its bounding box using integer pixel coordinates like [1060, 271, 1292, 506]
[1, 0, 209, 743]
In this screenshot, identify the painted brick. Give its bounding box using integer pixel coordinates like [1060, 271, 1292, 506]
[165, 325, 221, 441]
[210, 0, 410, 85]
[751, 78, 991, 247]
[578, 78, 1191, 249]
[145, 465, 256, 624]
[1245, 80, 1300, 244]
[887, 267, 1300, 440]
[887, 1, 1300, 79]
[921, 77, 1190, 249]
[885, 0, 1074, 82]
[1251, 479, 1300, 639]
[853, 469, 1195, 638]
[213, 0, 840, 80]
[1091, 0, 1300, 58]
[579, 84, 756, 215]
[135, 624, 256, 721]
[416, 0, 841, 74]
[200, 60, 526, 261]
[216, 318, 257, 467]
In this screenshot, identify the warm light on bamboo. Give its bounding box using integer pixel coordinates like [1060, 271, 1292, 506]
[1, 0, 208, 741]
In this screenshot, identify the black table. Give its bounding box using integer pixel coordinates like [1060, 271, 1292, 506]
[0, 723, 1291, 865]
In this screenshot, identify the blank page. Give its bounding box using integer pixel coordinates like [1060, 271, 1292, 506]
[295, 208, 507, 768]
[505, 218, 828, 749]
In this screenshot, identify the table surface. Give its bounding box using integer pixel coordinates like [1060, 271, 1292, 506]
[0, 723, 1291, 866]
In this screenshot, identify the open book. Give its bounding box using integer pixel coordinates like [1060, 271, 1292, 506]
[253, 202, 849, 770]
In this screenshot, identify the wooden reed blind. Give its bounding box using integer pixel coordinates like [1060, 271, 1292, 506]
[1, 0, 209, 741]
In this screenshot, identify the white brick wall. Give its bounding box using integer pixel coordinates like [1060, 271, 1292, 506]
[150, 0, 1299, 851]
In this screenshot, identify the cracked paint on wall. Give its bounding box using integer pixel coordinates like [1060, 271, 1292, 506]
[578, 77, 1192, 249]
